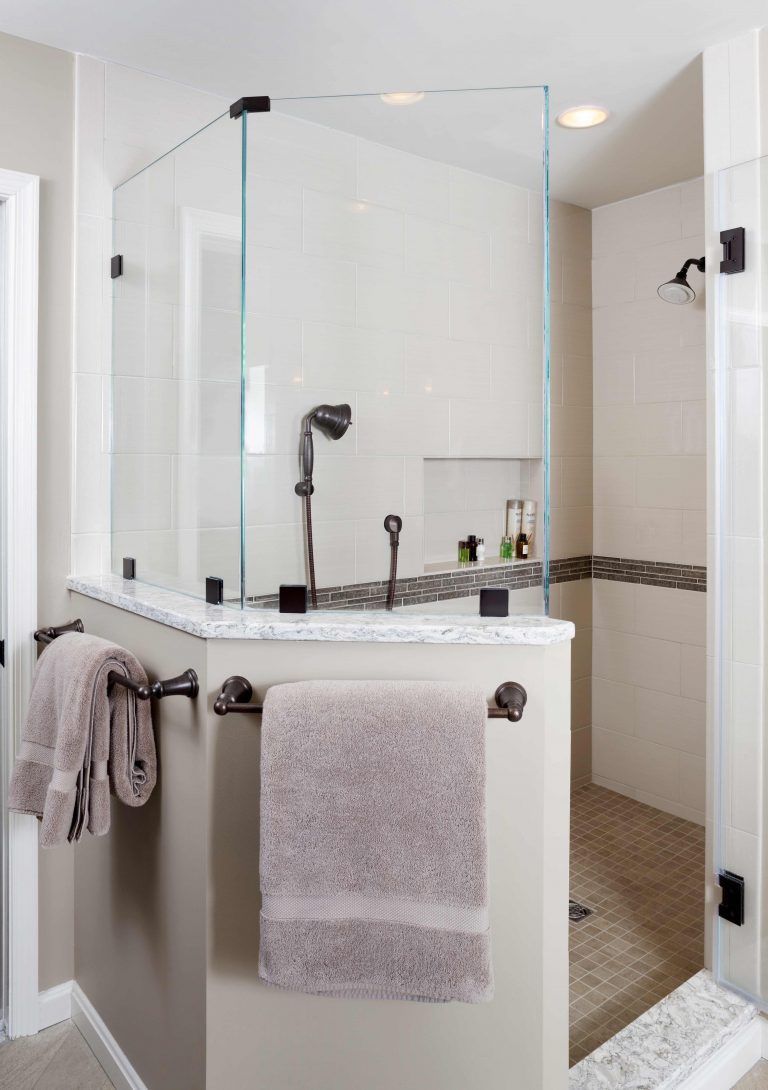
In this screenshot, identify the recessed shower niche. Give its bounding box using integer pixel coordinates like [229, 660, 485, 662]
[109, 87, 549, 614]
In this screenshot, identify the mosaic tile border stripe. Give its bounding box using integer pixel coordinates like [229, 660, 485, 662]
[248, 557, 545, 611]
[245, 554, 706, 611]
[592, 556, 706, 593]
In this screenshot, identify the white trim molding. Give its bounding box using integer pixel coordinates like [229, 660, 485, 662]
[0, 167, 40, 1038]
[71, 983, 149, 1090]
[38, 980, 73, 1031]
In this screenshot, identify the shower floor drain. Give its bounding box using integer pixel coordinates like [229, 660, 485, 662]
[569, 899, 593, 923]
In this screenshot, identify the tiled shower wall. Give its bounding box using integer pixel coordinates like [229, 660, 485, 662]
[550, 201, 594, 785]
[591, 180, 706, 823]
[70, 54, 594, 780]
[72, 57, 550, 594]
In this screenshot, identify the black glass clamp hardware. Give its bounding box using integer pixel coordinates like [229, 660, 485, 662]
[33, 619, 198, 700]
[214, 676, 528, 722]
[206, 576, 224, 606]
[230, 96, 271, 118]
[720, 227, 745, 274]
[110, 255, 123, 279]
[718, 870, 745, 926]
[122, 556, 136, 580]
[34, 619, 85, 645]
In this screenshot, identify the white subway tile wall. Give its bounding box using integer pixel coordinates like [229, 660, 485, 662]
[71, 60, 599, 781]
[591, 180, 706, 819]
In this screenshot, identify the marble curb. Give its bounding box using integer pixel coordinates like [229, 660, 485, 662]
[569, 970, 757, 1090]
[66, 575, 575, 646]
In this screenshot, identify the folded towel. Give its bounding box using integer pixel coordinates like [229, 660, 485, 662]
[9, 632, 157, 847]
[258, 679, 493, 1003]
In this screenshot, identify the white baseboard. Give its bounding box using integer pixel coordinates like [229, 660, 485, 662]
[674, 1017, 763, 1090]
[38, 980, 73, 1031]
[71, 983, 148, 1090]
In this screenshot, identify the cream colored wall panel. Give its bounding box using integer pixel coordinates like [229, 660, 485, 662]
[205, 636, 571, 1090]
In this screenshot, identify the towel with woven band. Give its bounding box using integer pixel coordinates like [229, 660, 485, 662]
[258, 679, 493, 1003]
[9, 632, 157, 846]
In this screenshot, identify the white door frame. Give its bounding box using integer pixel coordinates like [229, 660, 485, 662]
[0, 167, 40, 1038]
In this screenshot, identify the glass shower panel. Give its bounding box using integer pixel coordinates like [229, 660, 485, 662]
[713, 153, 768, 1005]
[111, 111, 243, 601]
[242, 87, 549, 614]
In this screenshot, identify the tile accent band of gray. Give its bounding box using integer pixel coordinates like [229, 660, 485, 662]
[244, 555, 706, 612]
[591, 556, 707, 593]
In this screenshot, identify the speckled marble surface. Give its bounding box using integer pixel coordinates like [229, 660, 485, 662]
[569, 970, 757, 1089]
[67, 575, 575, 646]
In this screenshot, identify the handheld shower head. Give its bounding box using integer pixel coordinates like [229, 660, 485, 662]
[312, 403, 352, 441]
[384, 514, 402, 538]
[295, 403, 352, 497]
[383, 514, 402, 610]
[658, 256, 705, 305]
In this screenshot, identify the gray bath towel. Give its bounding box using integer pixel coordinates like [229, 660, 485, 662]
[9, 632, 157, 847]
[258, 679, 493, 1003]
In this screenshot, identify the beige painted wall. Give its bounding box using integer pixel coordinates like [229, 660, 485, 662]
[0, 30, 75, 990]
[68, 591, 571, 1089]
[72, 596, 209, 1090]
[205, 636, 571, 1090]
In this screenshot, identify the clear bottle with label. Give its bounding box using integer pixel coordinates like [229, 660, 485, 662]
[476, 538, 486, 562]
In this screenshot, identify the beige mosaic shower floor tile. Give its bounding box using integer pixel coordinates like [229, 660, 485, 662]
[569, 783, 705, 1066]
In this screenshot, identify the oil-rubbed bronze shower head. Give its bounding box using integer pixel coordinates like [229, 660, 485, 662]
[311, 403, 352, 440]
[657, 256, 705, 304]
[295, 403, 353, 497]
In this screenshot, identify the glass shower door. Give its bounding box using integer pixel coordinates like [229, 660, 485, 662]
[241, 86, 550, 615]
[713, 152, 768, 1004]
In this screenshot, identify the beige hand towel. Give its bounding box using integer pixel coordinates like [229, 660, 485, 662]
[9, 632, 157, 847]
[258, 679, 493, 1003]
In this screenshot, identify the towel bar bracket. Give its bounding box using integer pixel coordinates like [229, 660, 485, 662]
[214, 676, 527, 721]
[214, 675, 263, 716]
[33, 619, 85, 645]
[33, 619, 198, 701]
[108, 668, 199, 701]
[490, 682, 527, 722]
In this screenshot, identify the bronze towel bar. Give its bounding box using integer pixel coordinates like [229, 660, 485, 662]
[214, 676, 528, 722]
[33, 619, 199, 700]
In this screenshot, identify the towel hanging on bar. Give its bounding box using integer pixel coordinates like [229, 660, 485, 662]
[11, 631, 159, 846]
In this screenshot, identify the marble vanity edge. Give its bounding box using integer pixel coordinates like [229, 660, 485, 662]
[568, 969, 756, 1090]
[66, 576, 575, 645]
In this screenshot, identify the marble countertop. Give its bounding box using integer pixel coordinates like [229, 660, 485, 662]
[66, 575, 574, 646]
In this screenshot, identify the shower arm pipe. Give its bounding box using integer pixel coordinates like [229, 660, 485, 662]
[678, 256, 705, 277]
[214, 676, 528, 722]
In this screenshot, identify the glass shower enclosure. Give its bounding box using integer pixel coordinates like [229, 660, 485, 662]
[110, 86, 550, 615]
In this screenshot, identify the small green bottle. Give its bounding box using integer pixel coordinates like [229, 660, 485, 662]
[500, 535, 513, 560]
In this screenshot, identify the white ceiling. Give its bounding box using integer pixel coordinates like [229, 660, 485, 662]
[0, 0, 765, 207]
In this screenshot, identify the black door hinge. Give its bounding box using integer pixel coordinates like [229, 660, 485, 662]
[110, 254, 123, 279]
[0, 639, 4, 667]
[720, 228, 745, 274]
[718, 870, 745, 926]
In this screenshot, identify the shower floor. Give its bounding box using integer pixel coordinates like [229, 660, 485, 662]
[569, 784, 705, 1066]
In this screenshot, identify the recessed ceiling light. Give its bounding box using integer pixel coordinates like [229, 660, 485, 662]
[556, 105, 609, 129]
[380, 91, 425, 106]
